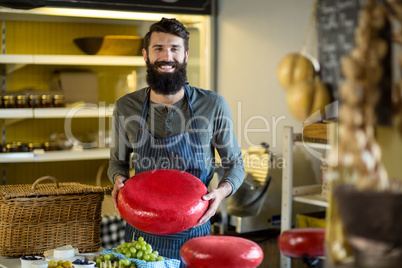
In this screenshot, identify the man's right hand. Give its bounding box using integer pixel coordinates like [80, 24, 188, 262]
[112, 175, 127, 216]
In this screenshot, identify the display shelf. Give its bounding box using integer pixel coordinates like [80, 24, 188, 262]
[0, 152, 35, 163]
[0, 148, 110, 163]
[0, 5, 213, 184]
[293, 195, 328, 208]
[0, 54, 145, 73]
[294, 140, 330, 150]
[0, 54, 145, 65]
[33, 107, 114, 118]
[0, 107, 114, 119]
[0, 108, 33, 119]
[0, 6, 204, 23]
[291, 184, 328, 207]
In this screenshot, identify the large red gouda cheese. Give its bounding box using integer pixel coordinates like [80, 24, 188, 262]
[181, 235, 264, 268]
[278, 228, 325, 258]
[118, 169, 209, 235]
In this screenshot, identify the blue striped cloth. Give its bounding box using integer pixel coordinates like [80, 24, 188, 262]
[101, 249, 181, 268]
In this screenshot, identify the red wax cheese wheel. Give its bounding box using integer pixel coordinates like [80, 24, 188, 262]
[278, 228, 325, 258]
[118, 169, 209, 235]
[181, 235, 264, 268]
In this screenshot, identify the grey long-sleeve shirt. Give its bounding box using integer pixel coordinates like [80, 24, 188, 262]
[107, 85, 245, 196]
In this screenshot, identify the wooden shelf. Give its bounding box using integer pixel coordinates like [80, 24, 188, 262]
[293, 194, 328, 208]
[0, 6, 203, 23]
[294, 140, 330, 150]
[0, 54, 145, 66]
[0, 107, 114, 119]
[0, 108, 33, 119]
[0, 54, 145, 73]
[291, 184, 328, 207]
[0, 148, 110, 163]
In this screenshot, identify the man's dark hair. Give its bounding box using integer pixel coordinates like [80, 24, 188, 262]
[143, 18, 190, 54]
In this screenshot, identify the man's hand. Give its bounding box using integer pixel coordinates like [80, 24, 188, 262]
[111, 175, 127, 216]
[193, 181, 232, 228]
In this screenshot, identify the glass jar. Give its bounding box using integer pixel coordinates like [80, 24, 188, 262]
[53, 95, 65, 107]
[40, 95, 53, 108]
[28, 95, 41, 108]
[16, 142, 29, 152]
[43, 141, 58, 151]
[2, 95, 16, 108]
[16, 95, 28, 108]
[6, 143, 19, 152]
[28, 142, 43, 152]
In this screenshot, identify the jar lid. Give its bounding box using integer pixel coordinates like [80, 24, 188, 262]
[41, 94, 52, 99]
[28, 142, 42, 147]
[6, 143, 18, 148]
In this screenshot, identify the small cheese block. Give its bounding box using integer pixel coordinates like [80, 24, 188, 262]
[118, 169, 209, 235]
[181, 235, 264, 268]
[54, 247, 75, 259]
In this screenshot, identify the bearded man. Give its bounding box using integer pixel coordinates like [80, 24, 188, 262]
[108, 18, 245, 267]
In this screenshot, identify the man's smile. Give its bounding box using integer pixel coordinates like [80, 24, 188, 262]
[160, 65, 174, 71]
[155, 61, 177, 72]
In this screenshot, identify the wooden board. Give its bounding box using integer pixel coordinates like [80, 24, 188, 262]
[302, 122, 329, 144]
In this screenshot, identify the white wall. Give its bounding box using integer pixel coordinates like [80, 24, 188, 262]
[216, 0, 325, 220]
[216, 0, 315, 155]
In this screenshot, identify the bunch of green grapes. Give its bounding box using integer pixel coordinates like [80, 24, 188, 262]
[111, 236, 165, 262]
[47, 260, 73, 268]
[95, 254, 136, 268]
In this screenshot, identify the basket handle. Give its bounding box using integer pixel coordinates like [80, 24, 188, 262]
[31, 176, 60, 190]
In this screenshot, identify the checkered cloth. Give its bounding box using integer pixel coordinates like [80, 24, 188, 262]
[102, 249, 180, 268]
[100, 214, 126, 249]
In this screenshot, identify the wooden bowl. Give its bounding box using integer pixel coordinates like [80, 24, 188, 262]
[73, 35, 143, 56]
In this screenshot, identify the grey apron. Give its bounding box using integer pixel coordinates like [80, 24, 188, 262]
[125, 86, 211, 267]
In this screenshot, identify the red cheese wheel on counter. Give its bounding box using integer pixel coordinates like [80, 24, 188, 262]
[117, 169, 209, 235]
[278, 228, 325, 258]
[181, 235, 264, 268]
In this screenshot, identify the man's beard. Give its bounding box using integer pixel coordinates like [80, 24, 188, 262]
[146, 59, 188, 95]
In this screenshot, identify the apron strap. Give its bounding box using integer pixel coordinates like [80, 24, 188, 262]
[139, 88, 151, 129]
[140, 86, 198, 129]
[183, 85, 200, 131]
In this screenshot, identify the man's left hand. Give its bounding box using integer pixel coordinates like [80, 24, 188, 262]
[193, 181, 232, 228]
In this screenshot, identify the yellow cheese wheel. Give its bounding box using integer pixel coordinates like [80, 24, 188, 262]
[277, 53, 316, 90]
[286, 80, 331, 122]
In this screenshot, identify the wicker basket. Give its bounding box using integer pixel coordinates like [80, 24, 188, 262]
[0, 176, 113, 257]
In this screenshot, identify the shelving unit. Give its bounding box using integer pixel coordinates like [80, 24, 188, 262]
[0, 6, 213, 185]
[0, 8, 145, 178]
[280, 126, 330, 268]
